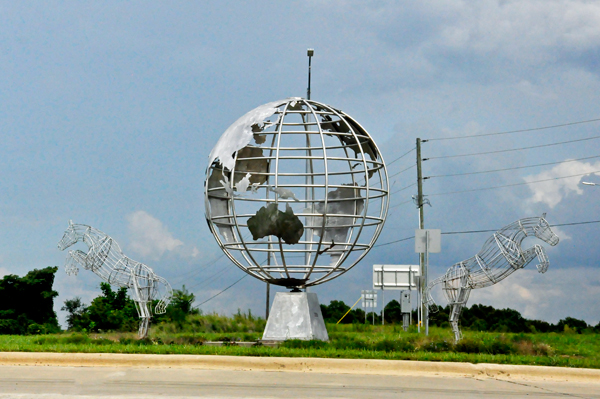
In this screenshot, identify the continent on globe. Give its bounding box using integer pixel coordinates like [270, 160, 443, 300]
[247, 203, 304, 245]
[204, 97, 389, 289]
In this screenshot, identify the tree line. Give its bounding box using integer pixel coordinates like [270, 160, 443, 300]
[1, 267, 598, 335]
[0, 267, 198, 335]
[320, 299, 600, 334]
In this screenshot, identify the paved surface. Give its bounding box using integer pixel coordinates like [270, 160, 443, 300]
[2, 352, 600, 382]
[1, 352, 600, 398]
[0, 365, 599, 398]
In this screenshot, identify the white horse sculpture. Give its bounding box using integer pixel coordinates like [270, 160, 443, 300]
[58, 221, 173, 338]
[424, 214, 559, 342]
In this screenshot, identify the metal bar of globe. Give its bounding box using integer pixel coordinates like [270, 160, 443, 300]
[205, 98, 389, 340]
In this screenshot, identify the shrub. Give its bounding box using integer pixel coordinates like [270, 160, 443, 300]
[64, 333, 91, 345]
[454, 338, 482, 353]
[374, 339, 416, 352]
[418, 339, 452, 353]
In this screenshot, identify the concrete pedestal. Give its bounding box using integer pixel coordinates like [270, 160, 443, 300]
[262, 292, 329, 341]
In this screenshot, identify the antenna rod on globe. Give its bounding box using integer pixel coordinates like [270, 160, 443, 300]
[307, 48, 314, 100]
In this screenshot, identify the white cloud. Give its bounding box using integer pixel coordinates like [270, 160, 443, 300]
[321, 0, 600, 88]
[434, 1, 600, 54]
[551, 226, 572, 241]
[126, 210, 184, 261]
[524, 160, 600, 208]
[0, 267, 9, 278]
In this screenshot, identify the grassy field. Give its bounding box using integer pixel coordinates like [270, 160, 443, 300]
[1, 317, 599, 369]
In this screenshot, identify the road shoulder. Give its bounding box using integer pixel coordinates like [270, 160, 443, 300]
[1, 351, 598, 383]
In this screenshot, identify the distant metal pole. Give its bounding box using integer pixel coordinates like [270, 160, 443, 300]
[382, 287, 385, 325]
[266, 282, 270, 319]
[307, 48, 314, 100]
[409, 264, 412, 326]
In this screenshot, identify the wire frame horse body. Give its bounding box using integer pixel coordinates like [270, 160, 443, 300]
[425, 215, 559, 342]
[58, 221, 172, 338]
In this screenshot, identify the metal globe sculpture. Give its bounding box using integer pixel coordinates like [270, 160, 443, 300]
[204, 98, 389, 290]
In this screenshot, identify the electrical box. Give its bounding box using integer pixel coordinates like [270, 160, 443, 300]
[401, 291, 411, 313]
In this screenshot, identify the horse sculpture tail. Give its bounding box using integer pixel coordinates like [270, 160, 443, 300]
[154, 276, 173, 315]
[423, 277, 443, 313]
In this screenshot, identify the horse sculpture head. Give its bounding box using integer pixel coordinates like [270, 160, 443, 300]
[533, 214, 559, 247]
[58, 220, 80, 251]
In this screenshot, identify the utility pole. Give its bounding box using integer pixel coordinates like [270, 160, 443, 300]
[416, 138, 427, 334]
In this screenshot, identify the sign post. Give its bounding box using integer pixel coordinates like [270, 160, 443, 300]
[361, 290, 377, 325]
[415, 229, 441, 336]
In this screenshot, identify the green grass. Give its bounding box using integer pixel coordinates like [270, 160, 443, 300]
[1, 319, 599, 369]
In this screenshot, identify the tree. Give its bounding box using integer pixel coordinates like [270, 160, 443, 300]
[85, 283, 138, 332]
[62, 283, 138, 333]
[61, 297, 89, 331]
[154, 285, 200, 326]
[383, 300, 402, 324]
[320, 300, 350, 323]
[557, 317, 589, 333]
[0, 267, 60, 334]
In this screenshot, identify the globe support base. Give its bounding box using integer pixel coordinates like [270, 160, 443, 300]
[262, 292, 329, 341]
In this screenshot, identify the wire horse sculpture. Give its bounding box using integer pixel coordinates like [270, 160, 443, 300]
[424, 214, 559, 342]
[58, 221, 173, 338]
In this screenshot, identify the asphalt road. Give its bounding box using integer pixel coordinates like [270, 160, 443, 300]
[0, 365, 599, 399]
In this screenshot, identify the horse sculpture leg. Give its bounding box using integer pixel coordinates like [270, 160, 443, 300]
[533, 244, 549, 273]
[65, 250, 88, 276]
[130, 264, 154, 339]
[448, 287, 471, 343]
[424, 277, 442, 314]
[153, 276, 173, 315]
[443, 264, 472, 343]
[135, 301, 150, 339]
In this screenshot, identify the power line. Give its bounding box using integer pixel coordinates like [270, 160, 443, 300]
[180, 234, 256, 288]
[186, 264, 232, 291]
[425, 155, 600, 179]
[194, 219, 600, 306]
[172, 252, 226, 284]
[424, 135, 600, 161]
[389, 198, 413, 209]
[372, 220, 600, 248]
[373, 236, 414, 248]
[440, 220, 600, 234]
[389, 164, 416, 179]
[194, 274, 249, 308]
[552, 220, 600, 227]
[428, 170, 600, 197]
[390, 182, 417, 195]
[388, 147, 416, 167]
[193, 258, 269, 307]
[425, 117, 600, 141]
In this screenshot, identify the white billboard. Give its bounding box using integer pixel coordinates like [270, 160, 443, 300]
[373, 264, 420, 290]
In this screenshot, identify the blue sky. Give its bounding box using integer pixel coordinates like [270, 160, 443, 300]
[1, 1, 599, 327]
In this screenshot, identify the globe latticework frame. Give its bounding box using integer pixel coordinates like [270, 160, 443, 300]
[205, 98, 389, 289]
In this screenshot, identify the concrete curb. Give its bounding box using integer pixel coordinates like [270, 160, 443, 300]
[0, 352, 598, 383]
